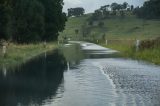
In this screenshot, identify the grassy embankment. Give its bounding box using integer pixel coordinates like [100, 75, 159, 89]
[60, 14, 160, 64]
[101, 43, 160, 64]
[0, 42, 57, 67]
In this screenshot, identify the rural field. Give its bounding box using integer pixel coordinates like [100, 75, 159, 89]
[59, 14, 160, 64]
[1, 0, 160, 106]
[60, 14, 160, 40]
[0, 42, 57, 67]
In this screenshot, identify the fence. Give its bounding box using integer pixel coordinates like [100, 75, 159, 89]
[105, 39, 136, 46]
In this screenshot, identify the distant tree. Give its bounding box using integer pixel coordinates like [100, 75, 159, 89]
[127, 8, 130, 11]
[88, 21, 93, 26]
[98, 21, 104, 28]
[75, 29, 79, 34]
[117, 4, 122, 11]
[111, 3, 119, 11]
[110, 10, 116, 16]
[134, 0, 160, 19]
[100, 5, 110, 11]
[142, 0, 160, 19]
[133, 6, 144, 18]
[68, 7, 85, 17]
[131, 5, 134, 11]
[91, 10, 103, 21]
[122, 2, 128, 10]
[120, 10, 125, 18]
[100, 5, 110, 18]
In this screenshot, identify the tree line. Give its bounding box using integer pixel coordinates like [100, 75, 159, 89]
[68, 7, 85, 17]
[0, 0, 67, 43]
[134, 0, 160, 19]
[89, 0, 160, 22]
[89, 2, 134, 21]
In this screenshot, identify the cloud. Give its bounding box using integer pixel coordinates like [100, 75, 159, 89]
[64, 0, 82, 5]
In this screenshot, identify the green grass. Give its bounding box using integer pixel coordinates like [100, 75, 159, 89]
[60, 14, 160, 40]
[0, 42, 57, 67]
[60, 14, 160, 64]
[59, 14, 91, 40]
[102, 16, 160, 39]
[101, 43, 160, 65]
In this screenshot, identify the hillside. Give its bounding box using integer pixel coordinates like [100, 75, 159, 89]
[59, 14, 160, 41]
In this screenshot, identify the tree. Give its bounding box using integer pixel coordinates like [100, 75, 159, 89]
[68, 7, 85, 17]
[0, 0, 12, 40]
[134, 0, 160, 19]
[75, 29, 79, 34]
[12, 0, 45, 43]
[100, 5, 110, 18]
[111, 3, 119, 11]
[38, 0, 67, 41]
[122, 2, 128, 10]
[98, 21, 104, 28]
[91, 10, 103, 21]
[0, 0, 67, 43]
[88, 21, 93, 26]
[120, 10, 125, 18]
[131, 5, 134, 11]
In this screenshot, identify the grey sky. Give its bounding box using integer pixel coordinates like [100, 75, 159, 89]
[63, 0, 145, 13]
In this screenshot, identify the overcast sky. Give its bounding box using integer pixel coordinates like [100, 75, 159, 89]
[63, 0, 145, 13]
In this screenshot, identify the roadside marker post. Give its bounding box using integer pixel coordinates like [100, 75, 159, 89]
[106, 40, 108, 45]
[2, 45, 6, 57]
[136, 40, 140, 51]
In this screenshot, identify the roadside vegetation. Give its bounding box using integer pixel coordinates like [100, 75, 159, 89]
[0, 42, 57, 67]
[101, 39, 160, 64]
[0, 0, 66, 67]
[0, 0, 66, 43]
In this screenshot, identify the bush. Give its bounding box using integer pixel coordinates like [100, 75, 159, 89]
[139, 37, 160, 49]
[98, 21, 104, 28]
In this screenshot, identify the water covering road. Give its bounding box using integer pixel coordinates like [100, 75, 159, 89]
[0, 41, 160, 106]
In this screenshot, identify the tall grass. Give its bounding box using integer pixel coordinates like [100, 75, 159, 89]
[101, 40, 160, 65]
[0, 42, 57, 67]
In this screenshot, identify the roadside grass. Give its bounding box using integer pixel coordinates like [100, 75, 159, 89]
[101, 43, 160, 65]
[0, 42, 57, 67]
[134, 48, 160, 64]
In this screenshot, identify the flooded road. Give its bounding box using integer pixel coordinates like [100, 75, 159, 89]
[0, 41, 160, 106]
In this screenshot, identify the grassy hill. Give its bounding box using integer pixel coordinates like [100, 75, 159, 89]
[59, 14, 160, 41]
[59, 14, 91, 40]
[59, 14, 160, 64]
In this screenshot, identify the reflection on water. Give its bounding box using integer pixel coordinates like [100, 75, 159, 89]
[0, 50, 67, 106]
[60, 44, 84, 69]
